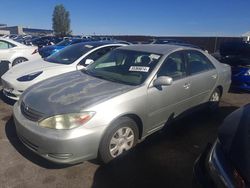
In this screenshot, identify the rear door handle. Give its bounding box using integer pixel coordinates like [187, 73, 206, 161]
[183, 83, 191, 89]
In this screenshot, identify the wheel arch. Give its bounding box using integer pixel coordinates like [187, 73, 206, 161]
[11, 57, 28, 67]
[123, 114, 143, 139]
[101, 113, 144, 141]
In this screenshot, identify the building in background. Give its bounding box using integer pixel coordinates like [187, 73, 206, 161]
[0, 25, 53, 36]
[0, 24, 10, 36]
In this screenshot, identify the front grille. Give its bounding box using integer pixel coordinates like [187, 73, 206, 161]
[3, 90, 17, 98]
[21, 101, 44, 121]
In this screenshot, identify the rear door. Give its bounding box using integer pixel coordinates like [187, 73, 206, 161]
[146, 51, 191, 131]
[185, 50, 217, 106]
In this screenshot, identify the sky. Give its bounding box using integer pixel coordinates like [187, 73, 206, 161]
[0, 0, 250, 36]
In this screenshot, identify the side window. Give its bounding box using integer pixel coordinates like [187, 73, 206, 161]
[0, 41, 14, 49]
[157, 51, 186, 80]
[186, 51, 215, 75]
[79, 46, 115, 65]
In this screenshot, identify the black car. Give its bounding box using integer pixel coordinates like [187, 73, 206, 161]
[31, 36, 63, 48]
[193, 104, 250, 188]
[151, 38, 202, 50]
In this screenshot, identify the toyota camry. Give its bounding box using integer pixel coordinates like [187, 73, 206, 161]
[13, 44, 231, 164]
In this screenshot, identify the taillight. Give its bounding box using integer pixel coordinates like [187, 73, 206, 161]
[32, 49, 38, 54]
[233, 169, 246, 188]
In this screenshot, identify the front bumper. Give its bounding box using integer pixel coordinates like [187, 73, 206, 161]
[1, 79, 22, 100]
[13, 103, 104, 164]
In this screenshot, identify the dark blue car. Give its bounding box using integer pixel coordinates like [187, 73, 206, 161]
[220, 41, 250, 91]
[194, 104, 250, 188]
[38, 38, 88, 58]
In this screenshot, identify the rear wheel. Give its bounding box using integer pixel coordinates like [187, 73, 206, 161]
[208, 88, 221, 111]
[98, 117, 139, 163]
[12, 57, 28, 66]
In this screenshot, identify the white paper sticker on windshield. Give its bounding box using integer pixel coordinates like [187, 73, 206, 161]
[129, 66, 150, 72]
[150, 54, 161, 60]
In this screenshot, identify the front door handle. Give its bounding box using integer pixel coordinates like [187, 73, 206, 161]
[211, 74, 217, 79]
[183, 83, 191, 89]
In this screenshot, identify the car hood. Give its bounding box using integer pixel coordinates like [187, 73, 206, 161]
[5, 58, 66, 77]
[21, 71, 136, 117]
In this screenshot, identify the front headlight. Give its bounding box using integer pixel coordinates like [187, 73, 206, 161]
[17, 71, 43, 82]
[39, 112, 95, 130]
[244, 69, 250, 76]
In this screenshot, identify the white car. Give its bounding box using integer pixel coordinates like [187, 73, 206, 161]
[0, 37, 40, 68]
[1, 41, 126, 100]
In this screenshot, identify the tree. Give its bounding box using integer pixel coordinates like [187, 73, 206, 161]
[52, 4, 71, 37]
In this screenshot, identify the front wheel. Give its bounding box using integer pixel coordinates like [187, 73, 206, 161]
[98, 117, 139, 163]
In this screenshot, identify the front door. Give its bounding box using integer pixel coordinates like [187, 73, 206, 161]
[146, 51, 191, 133]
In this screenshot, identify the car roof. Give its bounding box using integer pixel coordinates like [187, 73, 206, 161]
[118, 44, 197, 55]
[0, 37, 25, 46]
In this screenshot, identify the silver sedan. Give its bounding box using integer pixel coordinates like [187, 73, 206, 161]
[13, 44, 231, 164]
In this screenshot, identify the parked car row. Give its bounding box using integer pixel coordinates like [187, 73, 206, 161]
[2, 34, 63, 47]
[0, 40, 232, 165]
[38, 38, 90, 58]
[0, 36, 131, 71]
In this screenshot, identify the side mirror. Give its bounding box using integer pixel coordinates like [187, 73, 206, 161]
[85, 59, 94, 65]
[153, 76, 173, 87]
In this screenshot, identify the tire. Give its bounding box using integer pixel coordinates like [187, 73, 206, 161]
[208, 88, 221, 111]
[98, 117, 139, 163]
[12, 57, 28, 66]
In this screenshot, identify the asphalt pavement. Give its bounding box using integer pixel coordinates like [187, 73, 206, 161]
[0, 87, 249, 188]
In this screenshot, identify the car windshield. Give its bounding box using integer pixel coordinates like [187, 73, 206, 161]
[44, 43, 94, 64]
[84, 49, 162, 85]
